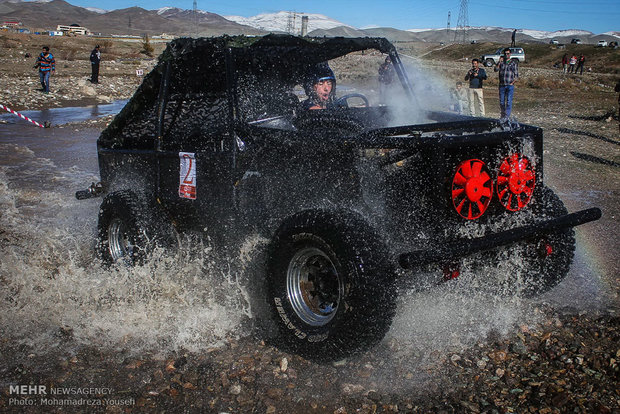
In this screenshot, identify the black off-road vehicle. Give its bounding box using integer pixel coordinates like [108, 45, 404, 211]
[78, 35, 600, 361]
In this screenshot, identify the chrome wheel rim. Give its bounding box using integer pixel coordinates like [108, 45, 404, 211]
[286, 247, 341, 326]
[108, 218, 134, 262]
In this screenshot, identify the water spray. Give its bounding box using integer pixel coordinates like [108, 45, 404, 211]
[1, 103, 51, 128]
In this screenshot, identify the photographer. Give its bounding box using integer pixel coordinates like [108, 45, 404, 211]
[464, 58, 487, 116]
[494, 48, 519, 120]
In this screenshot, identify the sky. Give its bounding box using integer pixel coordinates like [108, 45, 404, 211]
[61, 0, 620, 34]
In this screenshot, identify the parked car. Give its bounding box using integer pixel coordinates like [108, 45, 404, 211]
[549, 39, 559, 45]
[571, 38, 581, 44]
[597, 40, 608, 47]
[481, 47, 525, 67]
[77, 35, 600, 361]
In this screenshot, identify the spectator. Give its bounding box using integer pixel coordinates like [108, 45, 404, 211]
[378, 56, 395, 104]
[511, 29, 517, 47]
[494, 47, 518, 120]
[615, 80, 620, 134]
[90, 44, 101, 84]
[450, 81, 469, 115]
[464, 58, 487, 116]
[34, 46, 55, 93]
[568, 54, 577, 73]
[562, 54, 569, 73]
[575, 55, 585, 75]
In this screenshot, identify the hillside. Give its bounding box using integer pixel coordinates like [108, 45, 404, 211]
[416, 42, 620, 74]
[0, 0, 264, 36]
[1, 0, 618, 43]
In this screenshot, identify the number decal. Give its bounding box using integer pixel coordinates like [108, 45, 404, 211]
[179, 152, 196, 199]
[182, 154, 194, 184]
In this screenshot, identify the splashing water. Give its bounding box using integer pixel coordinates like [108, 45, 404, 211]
[0, 133, 253, 356]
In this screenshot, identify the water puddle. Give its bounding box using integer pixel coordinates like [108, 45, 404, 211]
[0, 100, 128, 126]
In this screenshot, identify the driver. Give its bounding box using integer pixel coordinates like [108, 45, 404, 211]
[301, 62, 337, 110]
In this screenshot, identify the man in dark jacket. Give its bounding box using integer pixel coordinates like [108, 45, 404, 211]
[575, 55, 586, 75]
[90, 45, 101, 84]
[378, 56, 395, 104]
[464, 58, 487, 116]
[35, 46, 55, 93]
[615, 80, 620, 134]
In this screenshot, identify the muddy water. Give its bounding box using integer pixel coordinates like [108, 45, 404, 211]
[0, 106, 615, 391]
[0, 116, 252, 357]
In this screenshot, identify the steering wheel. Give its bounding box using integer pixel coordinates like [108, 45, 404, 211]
[293, 111, 365, 133]
[335, 93, 370, 109]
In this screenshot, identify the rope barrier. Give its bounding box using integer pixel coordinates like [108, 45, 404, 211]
[1, 104, 51, 128]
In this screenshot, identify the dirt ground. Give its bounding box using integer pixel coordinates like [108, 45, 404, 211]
[1, 33, 619, 413]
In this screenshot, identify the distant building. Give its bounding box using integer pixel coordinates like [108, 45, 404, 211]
[2, 21, 22, 28]
[49, 31, 64, 36]
[153, 33, 175, 40]
[56, 24, 90, 35]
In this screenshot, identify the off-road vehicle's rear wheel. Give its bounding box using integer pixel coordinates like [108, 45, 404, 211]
[266, 209, 397, 361]
[518, 186, 575, 296]
[97, 191, 175, 266]
[482, 186, 576, 297]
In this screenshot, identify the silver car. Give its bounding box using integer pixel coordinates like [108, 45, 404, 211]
[481, 47, 525, 67]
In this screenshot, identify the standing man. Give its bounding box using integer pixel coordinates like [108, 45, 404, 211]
[561, 53, 569, 73]
[464, 58, 487, 116]
[90, 44, 101, 84]
[494, 48, 518, 120]
[575, 54, 586, 75]
[615, 80, 620, 134]
[378, 56, 395, 104]
[35, 46, 55, 93]
[511, 29, 517, 47]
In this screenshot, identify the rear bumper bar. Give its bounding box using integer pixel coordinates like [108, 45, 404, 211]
[398, 207, 601, 269]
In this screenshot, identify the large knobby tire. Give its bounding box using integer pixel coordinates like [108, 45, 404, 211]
[97, 191, 175, 266]
[266, 210, 397, 361]
[485, 186, 576, 297]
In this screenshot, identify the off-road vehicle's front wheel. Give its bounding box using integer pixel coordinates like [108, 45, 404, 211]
[266, 209, 397, 361]
[97, 191, 176, 266]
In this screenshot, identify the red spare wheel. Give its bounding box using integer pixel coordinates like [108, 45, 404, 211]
[451, 159, 493, 220]
[497, 154, 535, 211]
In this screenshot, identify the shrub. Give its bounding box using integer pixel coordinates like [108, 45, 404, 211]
[140, 35, 154, 57]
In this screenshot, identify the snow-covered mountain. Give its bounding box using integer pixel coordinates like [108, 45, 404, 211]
[223, 11, 351, 33]
[518, 28, 593, 39]
[406, 26, 596, 39]
[85, 7, 107, 14]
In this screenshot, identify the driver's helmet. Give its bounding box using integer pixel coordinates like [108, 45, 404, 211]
[303, 62, 336, 97]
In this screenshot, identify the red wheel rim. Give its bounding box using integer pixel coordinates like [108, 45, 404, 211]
[452, 159, 493, 220]
[497, 154, 535, 211]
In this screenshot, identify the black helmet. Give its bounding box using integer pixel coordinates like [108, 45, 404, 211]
[303, 62, 336, 96]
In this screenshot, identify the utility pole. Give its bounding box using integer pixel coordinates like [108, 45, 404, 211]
[454, 0, 469, 44]
[286, 11, 295, 34]
[193, 0, 198, 36]
[446, 11, 451, 41]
